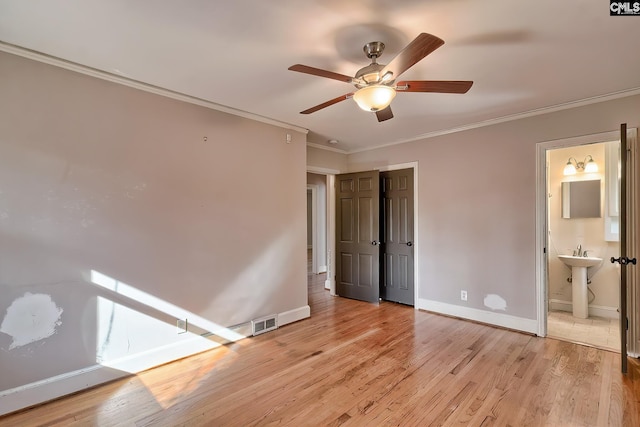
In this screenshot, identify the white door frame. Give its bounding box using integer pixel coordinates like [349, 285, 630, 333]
[307, 184, 319, 274]
[535, 129, 637, 344]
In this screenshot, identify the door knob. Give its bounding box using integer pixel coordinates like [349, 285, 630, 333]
[406, 241, 413, 247]
[611, 256, 637, 265]
[371, 241, 380, 246]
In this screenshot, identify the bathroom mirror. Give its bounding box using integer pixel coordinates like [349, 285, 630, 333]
[562, 180, 601, 218]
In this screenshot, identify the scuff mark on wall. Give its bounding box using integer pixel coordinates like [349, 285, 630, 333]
[484, 294, 507, 311]
[0, 292, 63, 349]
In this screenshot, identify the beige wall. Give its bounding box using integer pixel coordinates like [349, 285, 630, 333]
[0, 51, 308, 409]
[307, 145, 347, 173]
[348, 94, 640, 322]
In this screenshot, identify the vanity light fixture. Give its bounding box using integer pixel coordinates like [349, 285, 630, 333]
[563, 155, 598, 175]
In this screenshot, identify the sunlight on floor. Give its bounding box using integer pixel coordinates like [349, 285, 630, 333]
[135, 346, 236, 409]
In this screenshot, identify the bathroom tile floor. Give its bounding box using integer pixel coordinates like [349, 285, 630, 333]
[547, 310, 620, 352]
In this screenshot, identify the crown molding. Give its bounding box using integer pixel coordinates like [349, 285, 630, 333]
[306, 142, 348, 154]
[0, 41, 308, 135]
[348, 86, 640, 154]
[6, 40, 638, 155]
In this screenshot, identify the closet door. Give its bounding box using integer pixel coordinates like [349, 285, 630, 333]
[335, 171, 380, 303]
[381, 169, 415, 306]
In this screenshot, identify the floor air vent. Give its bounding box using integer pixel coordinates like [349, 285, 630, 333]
[252, 315, 278, 336]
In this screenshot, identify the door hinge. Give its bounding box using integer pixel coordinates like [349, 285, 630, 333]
[626, 317, 629, 331]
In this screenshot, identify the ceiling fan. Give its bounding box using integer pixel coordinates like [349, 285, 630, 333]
[288, 33, 473, 122]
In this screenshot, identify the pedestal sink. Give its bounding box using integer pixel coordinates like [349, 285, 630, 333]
[557, 255, 602, 319]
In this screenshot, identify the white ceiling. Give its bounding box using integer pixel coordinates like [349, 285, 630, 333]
[1, 0, 640, 153]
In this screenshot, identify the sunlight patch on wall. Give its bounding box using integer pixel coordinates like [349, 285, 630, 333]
[0, 293, 63, 349]
[95, 296, 204, 365]
[90, 270, 249, 408]
[90, 270, 246, 348]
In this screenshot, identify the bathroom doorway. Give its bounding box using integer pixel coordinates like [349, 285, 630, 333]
[545, 142, 621, 352]
[537, 127, 639, 366]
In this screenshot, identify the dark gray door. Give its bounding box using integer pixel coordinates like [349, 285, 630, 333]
[336, 171, 380, 303]
[381, 169, 415, 305]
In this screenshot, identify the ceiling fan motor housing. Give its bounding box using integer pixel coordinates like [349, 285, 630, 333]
[354, 42, 392, 87]
[363, 41, 385, 59]
[354, 63, 387, 87]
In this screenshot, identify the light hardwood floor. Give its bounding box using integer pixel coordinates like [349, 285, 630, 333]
[2, 271, 640, 426]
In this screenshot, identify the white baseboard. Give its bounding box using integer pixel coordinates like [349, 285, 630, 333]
[0, 364, 124, 416]
[0, 333, 222, 416]
[418, 298, 538, 335]
[278, 305, 310, 326]
[549, 299, 619, 319]
[0, 304, 311, 416]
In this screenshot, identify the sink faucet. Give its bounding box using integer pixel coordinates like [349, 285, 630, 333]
[576, 244, 582, 257]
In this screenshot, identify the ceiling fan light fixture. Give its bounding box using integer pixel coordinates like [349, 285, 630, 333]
[381, 71, 394, 82]
[363, 73, 380, 84]
[353, 85, 396, 112]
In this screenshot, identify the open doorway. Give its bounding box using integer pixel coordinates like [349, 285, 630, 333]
[307, 172, 328, 276]
[537, 128, 639, 359]
[545, 142, 620, 352]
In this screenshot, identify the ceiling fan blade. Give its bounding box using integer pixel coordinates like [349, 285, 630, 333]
[396, 80, 473, 93]
[376, 106, 394, 122]
[381, 33, 444, 79]
[288, 64, 353, 83]
[300, 92, 354, 114]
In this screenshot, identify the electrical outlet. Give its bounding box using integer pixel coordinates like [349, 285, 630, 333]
[176, 319, 188, 334]
[460, 290, 468, 301]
